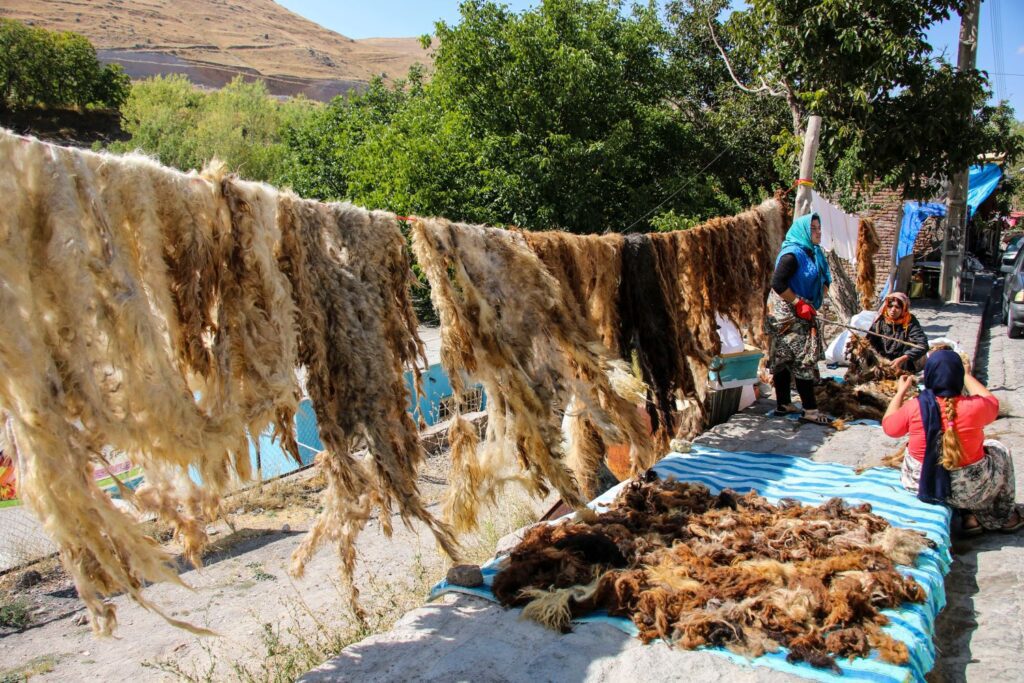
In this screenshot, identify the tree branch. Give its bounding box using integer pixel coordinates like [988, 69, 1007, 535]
[707, 18, 786, 98]
[782, 79, 803, 138]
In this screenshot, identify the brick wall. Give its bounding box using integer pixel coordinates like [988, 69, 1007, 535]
[860, 185, 904, 299]
[913, 218, 943, 260]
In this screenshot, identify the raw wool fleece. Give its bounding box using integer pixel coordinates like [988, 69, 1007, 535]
[519, 230, 642, 498]
[493, 477, 929, 672]
[518, 200, 787, 444]
[856, 217, 881, 310]
[671, 198, 788, 361]
[633, 198, 787, 439]
[844, 334, 908, 385]
[410, 218, 655, 530]
[619, 233, 692, 440]
[814, 335, 913, 421]
[0, 131, 299, 635]
[521, 230, 624, 354]
[276, 196, 459, 614]
[0, 130, 450, 635]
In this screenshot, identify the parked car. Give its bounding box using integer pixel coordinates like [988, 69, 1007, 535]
[1001, 234, 1024, 274]
[1003, 246, 1024, 338]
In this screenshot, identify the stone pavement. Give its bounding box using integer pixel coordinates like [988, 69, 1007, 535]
[927, 280, 1024, 683]
[303, 277, 1018, 683]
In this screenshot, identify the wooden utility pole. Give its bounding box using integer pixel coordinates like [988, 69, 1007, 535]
[940, 0, 981, 302]
[793, 115, 859, 320]
[794, 115, 822, 218]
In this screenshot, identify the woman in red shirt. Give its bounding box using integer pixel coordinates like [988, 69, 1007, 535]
[883, 350, 1022, 534]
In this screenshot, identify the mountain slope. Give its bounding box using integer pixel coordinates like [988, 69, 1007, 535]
[0, 0, 430, 99]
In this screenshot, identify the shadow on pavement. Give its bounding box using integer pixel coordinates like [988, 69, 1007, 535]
[929, 531, 1024, 683]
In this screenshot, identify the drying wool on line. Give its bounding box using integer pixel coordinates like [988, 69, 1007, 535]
[492, 475, 930, 672]
[429, 199, 787, 509]
[618, 232, 696, 440]
[855, 217, 881, 310]
[0, 132, 295, 635]
[520, 230, 624, 354]
[0, 128, 805, 640]
[0, 130, 457, 634]
[410, 218, 656, 526]
[523, 199, 788, 443]
[275, 195, 459, 617]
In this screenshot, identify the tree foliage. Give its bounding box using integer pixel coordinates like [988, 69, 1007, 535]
[284, 0, 784, 234]
[102, 0, 1020, 237]
[0, 19, 130, 111]
[675, 0, 1018, 198]
[114, 75, 314, 183]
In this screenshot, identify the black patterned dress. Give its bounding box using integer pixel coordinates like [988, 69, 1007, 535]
[900, 440, 1017, 529]
[765, 291, 825, 381]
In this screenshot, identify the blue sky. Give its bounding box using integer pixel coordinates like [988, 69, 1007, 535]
[277, 0, 1023, 116]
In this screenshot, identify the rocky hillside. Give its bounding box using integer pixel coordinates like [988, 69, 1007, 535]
[0, 0, 430, 100]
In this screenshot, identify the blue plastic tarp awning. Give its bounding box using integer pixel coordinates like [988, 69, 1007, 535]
[895, 164, 1003, 261]
[966, 163, 1003, 216]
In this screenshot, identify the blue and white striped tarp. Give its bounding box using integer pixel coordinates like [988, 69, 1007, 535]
[430, 444, 952, 683]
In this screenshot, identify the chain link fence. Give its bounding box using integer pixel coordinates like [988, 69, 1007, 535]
[1, 373, 479, 573]
[0, 401, 326, 574]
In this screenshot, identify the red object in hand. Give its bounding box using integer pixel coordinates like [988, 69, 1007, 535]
[794, 299, 816, 320]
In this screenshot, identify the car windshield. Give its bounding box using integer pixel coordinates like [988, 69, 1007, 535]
[1007, 235, 1024, 254]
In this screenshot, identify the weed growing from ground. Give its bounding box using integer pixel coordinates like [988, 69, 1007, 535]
[0, 596, 31, 629]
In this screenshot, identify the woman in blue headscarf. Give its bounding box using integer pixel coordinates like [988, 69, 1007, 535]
[766, 213, 833, 425]
[883, 350, 1023, 535]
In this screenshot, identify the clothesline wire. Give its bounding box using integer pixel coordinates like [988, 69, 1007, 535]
[620, 141, 817, 235]
[619, 145, 733, 234]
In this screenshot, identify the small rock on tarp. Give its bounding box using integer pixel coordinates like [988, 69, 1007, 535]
[446, 564, 484, 587]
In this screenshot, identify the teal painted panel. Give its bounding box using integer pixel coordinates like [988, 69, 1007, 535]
[709, 348, 764, 384]
[191, 364, 475, 485]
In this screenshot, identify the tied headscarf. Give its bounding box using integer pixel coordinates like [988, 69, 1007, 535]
[916, 350, 965, 504]
[775, 213, 832, 309]
[880, 292, 912, 328]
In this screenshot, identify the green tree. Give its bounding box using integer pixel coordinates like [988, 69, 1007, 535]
[192, 78, 312, 182]
[114, 75, 314, 183]
[0, 20, 52, 109]
[676, 0, 1015, 198]
[0, 19, 130, 110]
[113, 74, 204, 170]
[94, 64, 132, 110]
[284, 0, 796, 233]
[428, 0, 703, 232]
[51, 31, 100, 107]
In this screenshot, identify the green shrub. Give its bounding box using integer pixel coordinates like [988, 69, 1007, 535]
[0, 19, 129, 110]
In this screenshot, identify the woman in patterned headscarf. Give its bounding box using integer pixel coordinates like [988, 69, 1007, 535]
[868, 292, 928, 372]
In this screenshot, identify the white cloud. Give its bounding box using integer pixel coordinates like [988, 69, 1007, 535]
[1018, 44, 1024, 55]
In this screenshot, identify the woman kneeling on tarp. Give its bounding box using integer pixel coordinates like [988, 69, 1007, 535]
[869, 292, 928, 372]
[767, 212, 834, 425]
[883, 350, 1024, 535]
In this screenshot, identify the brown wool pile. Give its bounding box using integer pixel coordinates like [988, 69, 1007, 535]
[494, 476, 929, 672]
[0, 130, 453, 634]
[813, 335, 914, 421]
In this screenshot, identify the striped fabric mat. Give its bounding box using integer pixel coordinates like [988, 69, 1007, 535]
[430, 444, 952, 683]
